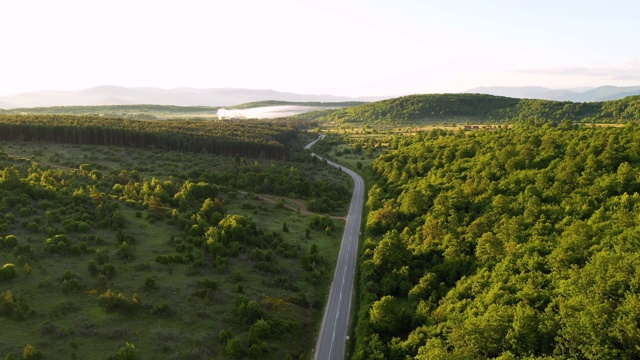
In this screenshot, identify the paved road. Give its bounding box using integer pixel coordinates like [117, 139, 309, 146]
[307, 135, 364, 360]
[304, 134, 325, 150]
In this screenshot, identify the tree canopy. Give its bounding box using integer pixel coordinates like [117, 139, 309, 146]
[354, 123, 640, 359]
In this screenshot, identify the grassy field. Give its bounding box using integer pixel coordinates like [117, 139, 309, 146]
[324, 144, 385, 173]
[0, 141, 348, 359]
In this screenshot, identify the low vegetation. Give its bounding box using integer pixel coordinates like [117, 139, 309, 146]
[0, 119, 349, 359]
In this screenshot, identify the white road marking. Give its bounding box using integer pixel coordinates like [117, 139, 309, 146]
[310, 134, 364, 360]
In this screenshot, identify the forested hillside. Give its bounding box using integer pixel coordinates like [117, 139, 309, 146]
[302, 94, 640, 125]
[320, 94, 520, 124]
[355, 123, 640, 359]
[0, 115, 298, 159]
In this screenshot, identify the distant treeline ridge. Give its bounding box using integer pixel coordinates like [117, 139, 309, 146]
[0, 115, 298, 159]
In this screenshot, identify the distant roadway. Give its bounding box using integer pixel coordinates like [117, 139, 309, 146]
[306, 134, 365, 360]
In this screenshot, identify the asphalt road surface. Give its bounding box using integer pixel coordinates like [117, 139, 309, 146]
[307, 135, 364, 360]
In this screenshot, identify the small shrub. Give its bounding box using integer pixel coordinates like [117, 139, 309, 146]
[98, 290, 141, 314]
[107, 342, 138, 360]
[248, 343, 266, 358]
[25, 222, 39, 232]
[144, 277, 156, 289]
[95, 248, 110, 264]
[38, 200, 54, 210]
[22, 344, 42, 360]
[87, 260, 99, 276]
[101, 263, 116, 279]
[4, 213, 15, 224]
[0, 290, 32, 320]
[18, 207, 33, 217]
[218, 329, 233, 344]
[0, 263, 17, 281]
[249, 319, 271, 344]
[325, 226, 333, 236]
[151, 302, 173, 316]
[62, 278, 82, 293]
[3, 235, 18, 249]
[77, 222, 91, 233]
[225, 338, 244, 359]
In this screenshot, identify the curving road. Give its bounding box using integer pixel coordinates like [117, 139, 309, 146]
[307, 135, 364, 360]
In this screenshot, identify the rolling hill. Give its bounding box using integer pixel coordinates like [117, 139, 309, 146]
[467, 85, 640, 102]
[299, 93, 640, 125]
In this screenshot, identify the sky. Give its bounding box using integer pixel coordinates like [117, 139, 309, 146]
[1, 0, 639, 97]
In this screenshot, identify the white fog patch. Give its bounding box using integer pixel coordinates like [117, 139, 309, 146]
[217, 105, 329, 119]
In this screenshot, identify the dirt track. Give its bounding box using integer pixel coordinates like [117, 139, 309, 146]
[237, 191, 346, 220]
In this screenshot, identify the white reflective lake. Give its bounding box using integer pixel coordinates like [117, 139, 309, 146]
[217, 105, 328, 119]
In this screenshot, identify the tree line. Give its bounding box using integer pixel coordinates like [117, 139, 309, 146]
[6, 104, 221, 116]
[0, 114, 299, 159]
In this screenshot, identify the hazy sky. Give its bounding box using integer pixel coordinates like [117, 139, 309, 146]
[1, 0, 639, 97]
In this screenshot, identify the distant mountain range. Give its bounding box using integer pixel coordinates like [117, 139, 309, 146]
[466, 85, 640, 102]
[3, 85, 639, 110]
[0, 86, 387, 109]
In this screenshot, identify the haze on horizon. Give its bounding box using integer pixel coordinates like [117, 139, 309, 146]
[1, 0, 639, 98]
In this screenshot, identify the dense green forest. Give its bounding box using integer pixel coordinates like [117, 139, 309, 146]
[300, 94, 640, 125]
[354, 123, 640, 359]
[0, 115, 298, 159]
[0, 138, 349, 359]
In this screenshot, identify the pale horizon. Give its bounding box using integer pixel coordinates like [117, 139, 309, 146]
[3, 83, 638, 99]
[1, 0, 639, 98]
